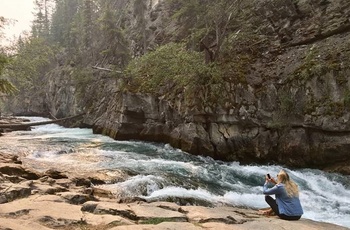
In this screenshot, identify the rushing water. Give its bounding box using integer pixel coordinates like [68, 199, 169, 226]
[1, 117, 350, 228]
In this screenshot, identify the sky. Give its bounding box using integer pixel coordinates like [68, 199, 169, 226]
[0, 0, 35, 45]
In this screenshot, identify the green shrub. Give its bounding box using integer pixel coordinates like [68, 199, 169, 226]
[124, 42, 224, 110]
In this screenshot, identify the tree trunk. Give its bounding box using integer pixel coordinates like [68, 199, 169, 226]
[0, 113, 85, 131]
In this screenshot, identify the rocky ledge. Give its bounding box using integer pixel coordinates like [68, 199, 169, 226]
[0, 116, 31, 134]
[0, 152, 348, 230]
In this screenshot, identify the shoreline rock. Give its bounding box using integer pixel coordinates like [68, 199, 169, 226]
[0, 152, 348, 230]
[0, 116, 31, 135]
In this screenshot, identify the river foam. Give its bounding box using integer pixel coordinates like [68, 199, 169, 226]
[1, 117, 349, 228]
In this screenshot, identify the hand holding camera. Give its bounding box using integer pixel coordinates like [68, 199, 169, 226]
[266, 173, 277, 184]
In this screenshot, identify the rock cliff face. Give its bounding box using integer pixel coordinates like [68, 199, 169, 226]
[84, 0, 350, 174]
[4, 0, 350, 174]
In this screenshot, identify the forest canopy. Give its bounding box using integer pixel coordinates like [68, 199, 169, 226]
[0, 0, 261, 111]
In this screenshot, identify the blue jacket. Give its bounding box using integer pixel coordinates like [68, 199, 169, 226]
[263, 183, 303, 216]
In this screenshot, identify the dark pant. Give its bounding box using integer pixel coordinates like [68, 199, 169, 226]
[265, 195, 301, 220]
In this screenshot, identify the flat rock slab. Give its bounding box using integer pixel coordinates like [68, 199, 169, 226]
[225, 218, 350, 230]
[0, 195, 132, 229]
[0, 218, 53, 230]
[0, 194, 83, 220]
[110, 222, 203, 230]
[0, 195, 348, 230]
[83, 201, 187, 221]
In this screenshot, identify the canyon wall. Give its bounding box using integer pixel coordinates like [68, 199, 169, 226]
[5, 0, 350, 174]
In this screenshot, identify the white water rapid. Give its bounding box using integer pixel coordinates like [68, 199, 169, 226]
[1, 117, 349, 228]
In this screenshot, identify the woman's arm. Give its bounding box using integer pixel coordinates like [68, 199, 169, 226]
[263, 183, 282, 195]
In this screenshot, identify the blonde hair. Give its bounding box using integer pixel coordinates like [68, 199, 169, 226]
[277, 169, 299, 197]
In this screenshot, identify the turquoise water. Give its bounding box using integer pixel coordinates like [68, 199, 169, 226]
[1, 117, 350, 228]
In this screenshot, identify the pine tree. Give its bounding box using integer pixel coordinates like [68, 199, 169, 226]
[0, 17, 17, 95]
[32, 0, 53, 39]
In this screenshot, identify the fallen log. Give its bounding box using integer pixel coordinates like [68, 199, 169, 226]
[91, 65, 122, 73]
[0, 113, 85, 131]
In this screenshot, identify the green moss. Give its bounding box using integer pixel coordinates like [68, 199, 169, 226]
[293, 46, 347, 83]
[304, 103, 316, 115]
[139, 218, 176, 225]
[327, 101, 345, 117]
[67, 220, 127, 230]
[108, 129, 117, 139]
[334, 72, 348, 85]
[344, 90, 350, 110]
[279, 93, 295, 114]
[99, 128, 121, 139]
[266, 120, 287, 130]
[293, 47, 317, 81]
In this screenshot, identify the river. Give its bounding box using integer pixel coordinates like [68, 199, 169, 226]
[1, 117, 349, 228]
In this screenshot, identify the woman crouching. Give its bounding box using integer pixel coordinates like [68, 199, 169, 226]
[262, 169, 303, 220]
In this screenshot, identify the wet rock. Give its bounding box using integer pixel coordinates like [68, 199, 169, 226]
[32, 182, 68, 195]
[91, 187, 114, 198]
[59, 192, 96, 204]
[0, 183, 31, 203]
[81, 201, 98, 213]
[0, 163, 41, 180]
[5, 209, 31, 217]
[2, 174, 25, 183]
[37, 215, 85, 228]
[43, 169, 68, 179]
[73, 177, 106, 187]
[39, 176, 56, 185]
[73, 177, 92, 187]
[55, 178, 74, 188]
[117, 196, 147, 204]
[0, 153, 22, 164]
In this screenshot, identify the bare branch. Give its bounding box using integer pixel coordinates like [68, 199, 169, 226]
[91, 66, 122, 73]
